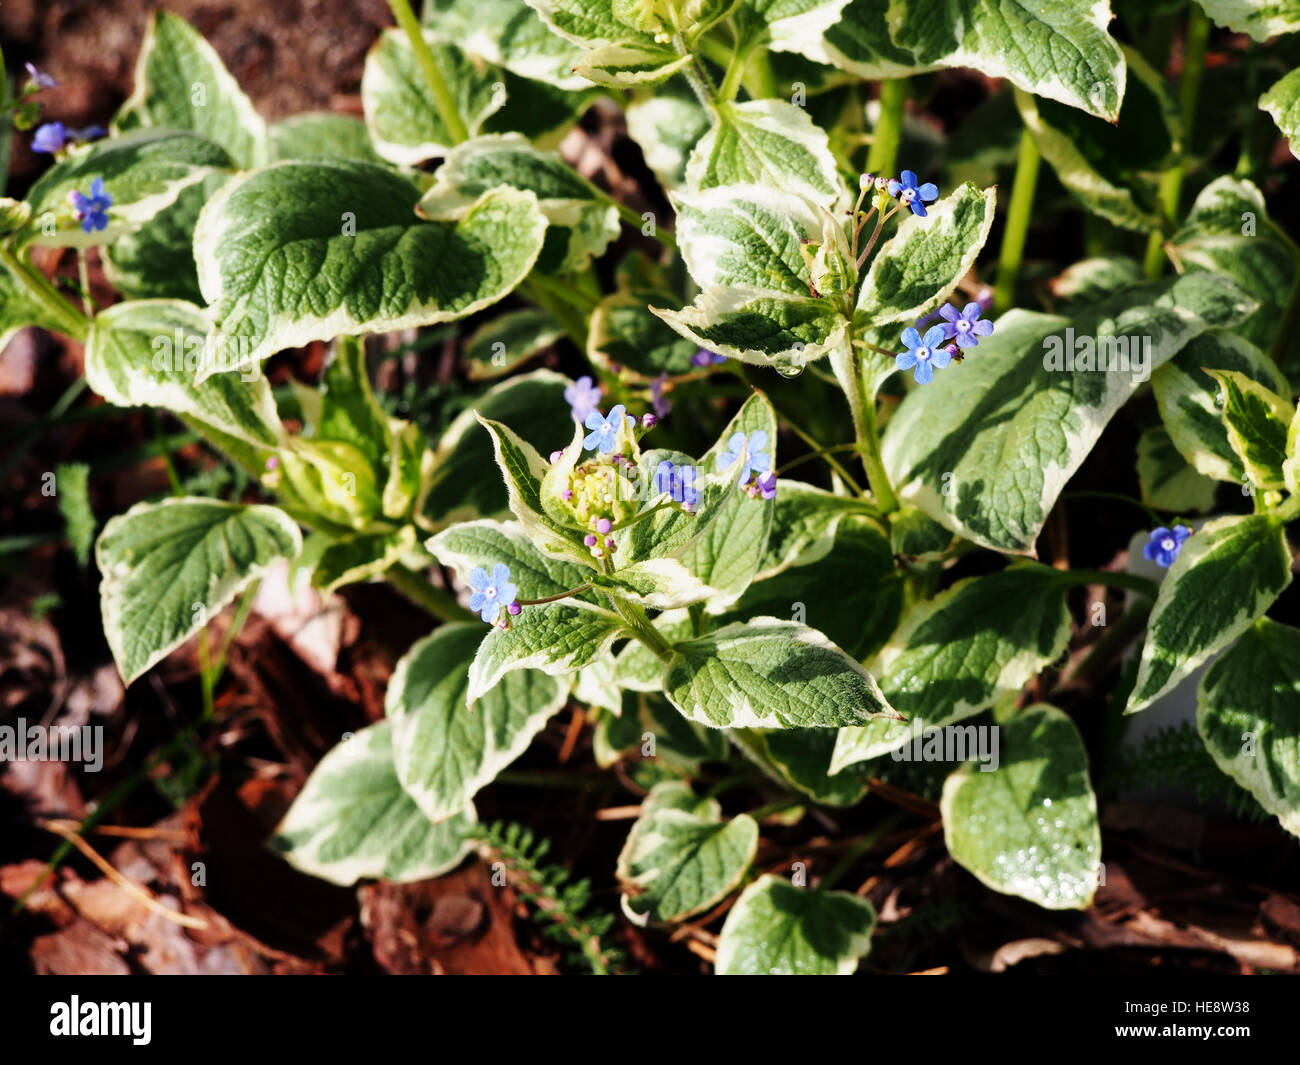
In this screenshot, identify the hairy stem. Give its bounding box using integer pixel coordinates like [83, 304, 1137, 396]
[386, 0, 470, 146]
[0, 241, 88, 340]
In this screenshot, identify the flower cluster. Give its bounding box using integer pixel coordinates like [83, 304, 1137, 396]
[1143, 525, 1191, 568]
[469, 563, 520, 627]
[861, 169, 939, 217]
[718, 430, 776, 500]
[69, 177, 112, 234]
[895, 301, 995, 384]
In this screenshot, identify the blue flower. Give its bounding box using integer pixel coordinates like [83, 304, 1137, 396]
[887, 170, 939, 217]
[25, 63, 58, 90]
[940, 302, 994, 348]
[896, 325, 952, 384]
[70, 177, 112, 233]
[468, 562, 518, 624]
[651, 374, 671, 418]
[717, 430, 771, 484]
[32, 122, 67, 154]
[583, 403, 628, 454]
[1143, 525, 1191, 568]
[564, 375, 602, 422]
[655, 460, 698, 505]
[691, 349, 727, 367]
[32, 122, 104, 155]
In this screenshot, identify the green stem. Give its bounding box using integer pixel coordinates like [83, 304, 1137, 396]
[843, 343, 898, 512]
[385, 562, 477, 622]
[865, 78, 907, 177]
[747, 795, 805, 821]
[717, 38, 749, 103]
[1144, 5, 1209, 280]
[518, 583, 592, 606]
[611, 596, 671, 660]
[386, 0, 469, 145]
[0, 241, 88, 340]
[819, 810, 908, 892]
[521, 276, 590, 350]
[614, 199, 676, 250]
[994, 128, 1040, 314]
[1057, 568, 1159, 599]
[746, 48, 778, 100]
[1269, 269, 1300, 369]
[672, 33, 716, 111]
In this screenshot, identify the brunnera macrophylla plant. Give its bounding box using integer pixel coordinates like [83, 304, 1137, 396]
[4, 0, 1300, 974]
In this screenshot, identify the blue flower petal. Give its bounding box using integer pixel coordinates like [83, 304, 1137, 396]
[900, 326, 922, 350]
[896, 352, 918, 371]
[917, 182, 939, 201]
[921, 325, 947, 349]
[491, 562, 512, 586]
[914, 360, 934, 384]
[469, 566, 490, 590]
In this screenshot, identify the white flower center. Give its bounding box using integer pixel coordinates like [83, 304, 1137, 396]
[956, 319, 971, 332]
[916, 347, 931, 361]
[485, 587, 497, 599]
[1161, 538, 1175, 552]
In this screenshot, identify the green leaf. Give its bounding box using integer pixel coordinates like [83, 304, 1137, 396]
[664, 618, 895, 729]
[271, 722, 474, 885]
[626, 82, 711, 192]
[428, 518, 594, 599]
[755, 480, 880, 579]
[102, 171, 230, 304]
[475, 415, 593, 566]
[526, 0, 692, 86]
[311, 525, 419, 593]
[675, 390, 779, 608]
[423, 0, 588, 89]
[269, 113, 382, 164]
[1204, 369, 1294, 492]
[737, 0, 855, 58]
[881, 275, 1259, 553]
[652, 285, 849, 369]
[85, 299, 284, 450]
[97, 498, 301, 684]
[1261, 67, 1300, 159]
[1170, 177, 1298, 368]
[194, 162, 547, 372]
[361, 29, 501, 165]
[1198, 619, 1300, 839]
[731, 727, 868, 805]
[1136, 425, 1218, 515]
[416, 133, 620, 275]
[388, 622, 569, 823]
[1194, 0, 1300, 40]
[687, 100, 842, 208]
[941, 703, 1101, 910]
[1128, 514, 1293, 714]
[1152, 332, 1290, 485]
[727, 516, 904, 661]
[592, 556, 717, 610]
[114, 10, 268, 168]
[819, 0, 1127, 120]
[423, 371, 573, 526]
[1014, 49, 1175, 232]
[468, 601, 625, 704]
[715, 874, 876, 974]
[0, 258, 68, 349]
[21, 129, 233, 249]
[855, 182, 996, 329]
[889, 502, 957, 560]
[1048, 256, 1146, 312]
[589, 290, 699, 379]
[832, 564, 1071, 771]
[465, 308, 563, 380]
[616, 781, 758, 924]
[675, 183, 823, 295]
